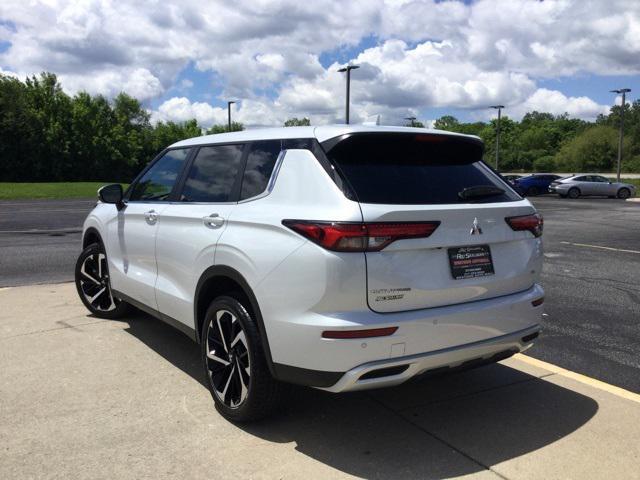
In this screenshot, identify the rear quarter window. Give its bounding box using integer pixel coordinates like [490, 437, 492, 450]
[322, 133, 520, 205]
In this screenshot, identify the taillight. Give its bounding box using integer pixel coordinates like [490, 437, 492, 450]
[505, 213, 543, 237]
[282, 220, 440, 252]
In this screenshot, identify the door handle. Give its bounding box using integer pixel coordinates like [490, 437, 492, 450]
[203, 213, 224, 228]
[144, 209, 158, 225]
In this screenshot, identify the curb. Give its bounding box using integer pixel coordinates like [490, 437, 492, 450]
[626, 198, 640, 203]
[0, 228, 81, 235]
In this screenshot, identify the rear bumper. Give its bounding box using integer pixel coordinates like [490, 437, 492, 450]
[319, 324, 540, 393]
[269, 284, 544, 387]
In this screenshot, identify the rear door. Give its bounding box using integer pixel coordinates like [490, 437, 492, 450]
[155, 143, 245, 327]
[322, 132, 542, 313]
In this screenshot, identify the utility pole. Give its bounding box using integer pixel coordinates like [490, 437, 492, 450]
[610, 89, 631, 182]
[227, 101, 235, 131]
[405, 116, 417, 127]
[337, 65, 359, 124]
[490, 105, 505, 171]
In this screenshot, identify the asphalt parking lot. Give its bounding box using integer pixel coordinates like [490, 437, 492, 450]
[1, 194, 639, 479]
[1, 195, 638, 391]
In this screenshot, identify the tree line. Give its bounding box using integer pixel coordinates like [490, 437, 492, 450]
[1, 72, 638, 183]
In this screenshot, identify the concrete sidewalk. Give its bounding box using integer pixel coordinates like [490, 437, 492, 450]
[1, 283, 639, 480]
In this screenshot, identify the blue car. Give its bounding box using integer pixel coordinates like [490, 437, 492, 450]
[512, 174, 562, 196]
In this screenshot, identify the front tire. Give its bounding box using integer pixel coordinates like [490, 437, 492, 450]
[617, 188, 631, 199]
[201, 296, 284, 422]
[75, 243, 130, 319]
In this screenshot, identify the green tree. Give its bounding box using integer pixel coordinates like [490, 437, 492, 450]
[284, 117, 311, 126]
[554, 125, 627, 172]
[206, 122, 244, 134]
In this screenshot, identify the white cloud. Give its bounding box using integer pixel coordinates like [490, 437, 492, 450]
[0, 0, 637, 124]
[152, 97, 228, 126]
[513, 88, 610, 121]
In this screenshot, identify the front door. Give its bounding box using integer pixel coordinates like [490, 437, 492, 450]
[107, 148, 191, 309]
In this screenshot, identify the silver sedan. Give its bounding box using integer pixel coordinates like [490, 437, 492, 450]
[549, 175, 636, 199]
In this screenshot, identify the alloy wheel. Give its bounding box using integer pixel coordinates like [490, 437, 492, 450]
[205, 309, 251, 408]
[78, 252, 118, 312]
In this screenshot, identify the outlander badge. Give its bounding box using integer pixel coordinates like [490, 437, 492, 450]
[470, 217, 482, 235]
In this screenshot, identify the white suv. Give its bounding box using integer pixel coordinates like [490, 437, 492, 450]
[75, 125, 544, 421]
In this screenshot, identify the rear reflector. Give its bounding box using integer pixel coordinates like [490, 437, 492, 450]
[322, 327, 398, 339]
[531, 297, 544, 307]
[282, 220, 440, 252]
[505, 213, 543, 237]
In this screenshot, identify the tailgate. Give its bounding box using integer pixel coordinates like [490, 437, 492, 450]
[362, 201, 542, 312]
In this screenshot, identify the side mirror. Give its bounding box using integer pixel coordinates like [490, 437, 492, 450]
[98, 184, 125, 210]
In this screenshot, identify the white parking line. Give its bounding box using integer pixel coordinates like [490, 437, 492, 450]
[560, 241, 640, 255]
[516, 354, 640, 404]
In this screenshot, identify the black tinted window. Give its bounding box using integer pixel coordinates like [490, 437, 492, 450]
[129, 148, 189, 201]
[323, 133, 519, 204]
[240, 140, 281, 199]
[180, 144, 244, 202]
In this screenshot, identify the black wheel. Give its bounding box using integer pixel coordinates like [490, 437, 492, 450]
[75, 243, 130, 319]
[617, 188, 631, 199]
[568, 187, 580, 199]
[526, 186, 540, 196]
[201, 295, 284, 422]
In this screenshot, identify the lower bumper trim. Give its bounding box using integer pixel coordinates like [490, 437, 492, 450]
[319, 324, 541, 393]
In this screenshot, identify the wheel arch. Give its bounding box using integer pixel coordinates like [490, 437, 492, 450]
[194, 265, 276, 376]
[83, 227, 103, 248]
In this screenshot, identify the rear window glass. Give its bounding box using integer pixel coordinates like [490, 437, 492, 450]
[240, 140, 281, 199]
[322, 133, 519, 204]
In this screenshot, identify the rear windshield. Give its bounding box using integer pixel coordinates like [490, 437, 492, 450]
[322, 133, 520, 204]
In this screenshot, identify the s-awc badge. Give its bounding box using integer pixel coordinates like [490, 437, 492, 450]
[448, 245, 495, 280]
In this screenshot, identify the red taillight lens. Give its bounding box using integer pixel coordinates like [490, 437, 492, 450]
[282, 220, 440, 252]
[505, 213, 543, 238]
[322, 327, 398, 339]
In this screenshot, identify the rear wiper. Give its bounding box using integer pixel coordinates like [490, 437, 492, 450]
[458, 185, 505, 200]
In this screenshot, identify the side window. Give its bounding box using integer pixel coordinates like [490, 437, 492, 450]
[595, 176, 609, 183]
[240, 140, 282, 200]
[129, 148, 190, 201]
[179, 144, 244, 202]
[574, 176, 587, 182]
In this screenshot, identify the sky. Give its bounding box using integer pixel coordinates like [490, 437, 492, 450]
[1, 0, 639, 128]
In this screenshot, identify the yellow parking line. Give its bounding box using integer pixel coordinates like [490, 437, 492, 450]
[515, 353, 640, 404]
[560, 241, 640, 255]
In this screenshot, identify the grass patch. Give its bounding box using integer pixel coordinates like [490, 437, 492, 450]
[0, 182, 129, 200]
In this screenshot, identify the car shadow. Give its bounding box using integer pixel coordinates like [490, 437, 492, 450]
[123, 312, 599, 480]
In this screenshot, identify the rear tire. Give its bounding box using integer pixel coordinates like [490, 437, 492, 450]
[201, 295, 285, 422]
[617, 188, 631, 199]
[567, 187, 580, 199]
[526, 186, 540, 196]
[75, 243, 131, 319]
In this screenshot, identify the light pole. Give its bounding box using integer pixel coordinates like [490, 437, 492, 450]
[405, 116, 417, 127]
[610, 88, 631, 182]
[490, 105, 505, 171]
[337, 65, 359, 124]
[227, 101, 235, 131]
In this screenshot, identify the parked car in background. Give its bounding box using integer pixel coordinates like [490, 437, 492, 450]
[549, 175, 636, 199]
[512, 174, 562, 196]
[502, 174, 523, 187]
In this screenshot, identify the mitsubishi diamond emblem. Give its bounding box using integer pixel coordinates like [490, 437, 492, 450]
[470, 217, 482, 235]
